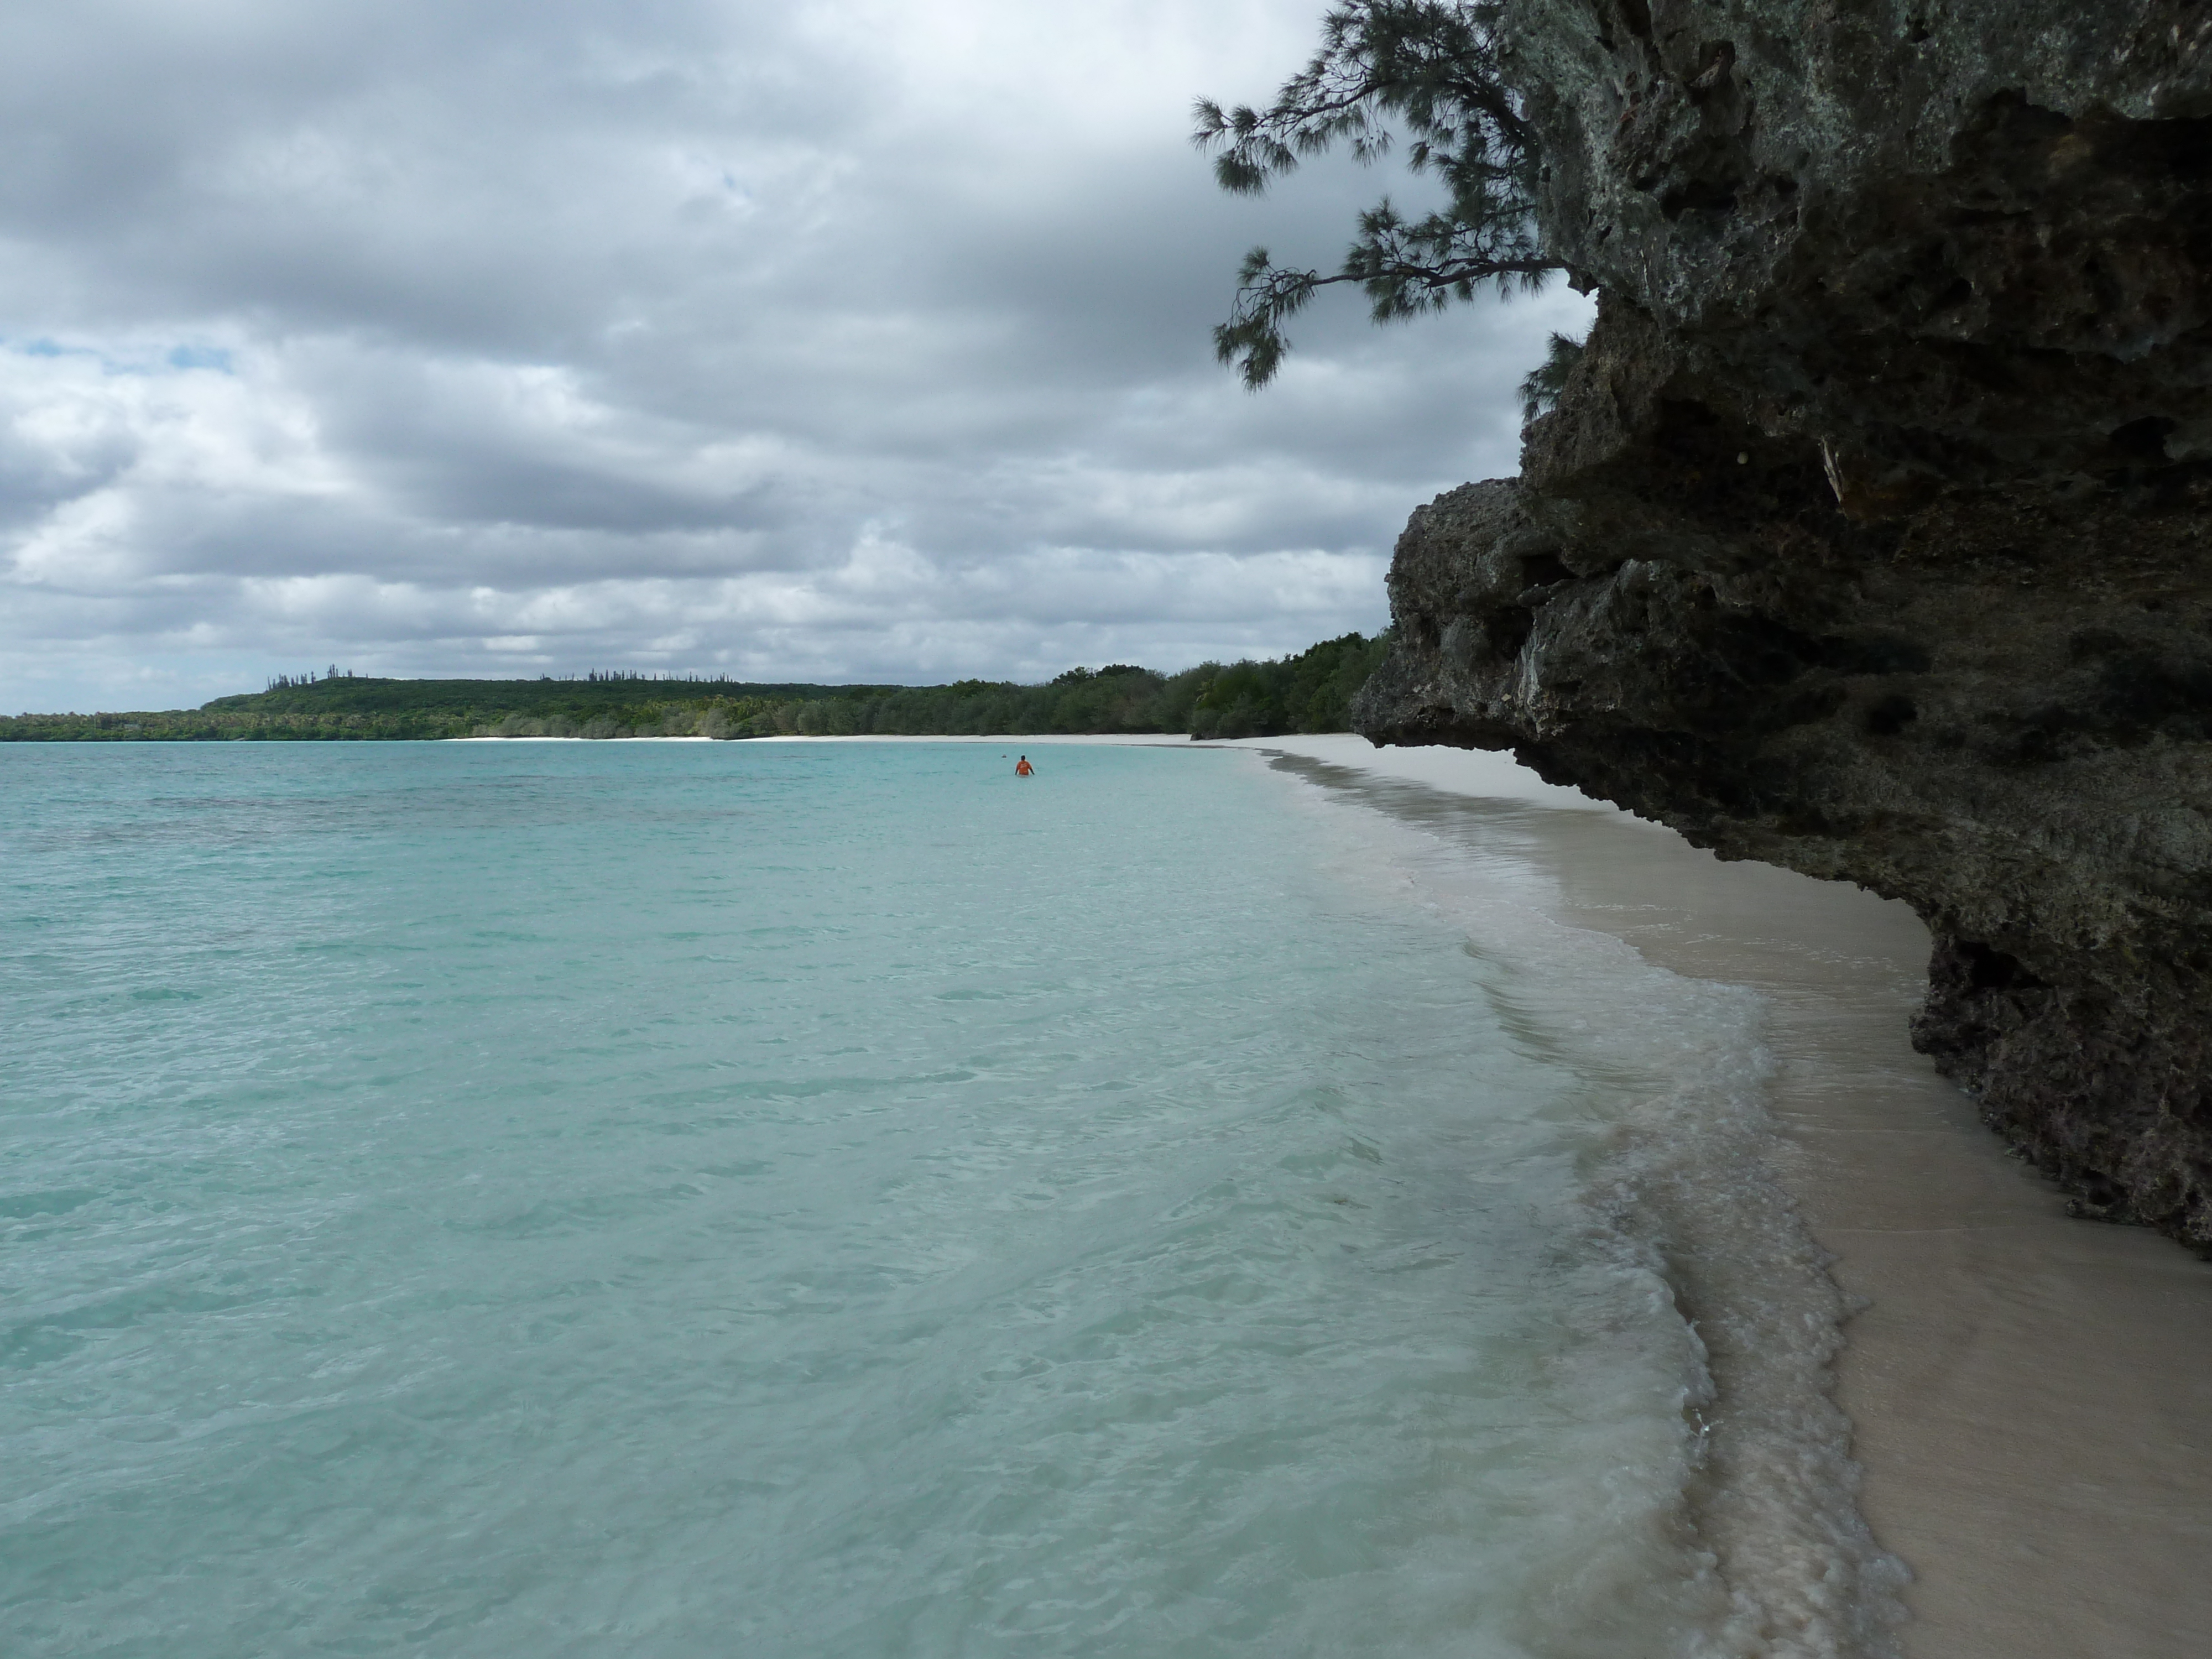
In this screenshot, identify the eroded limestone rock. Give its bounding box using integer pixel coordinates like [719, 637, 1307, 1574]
[1354, 0, 2212, 1247]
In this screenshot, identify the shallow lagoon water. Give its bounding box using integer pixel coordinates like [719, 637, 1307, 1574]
[3, 740, 1892, 1657]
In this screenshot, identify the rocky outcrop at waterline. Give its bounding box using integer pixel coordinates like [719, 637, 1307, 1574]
[1353, 1, 2212, 1248]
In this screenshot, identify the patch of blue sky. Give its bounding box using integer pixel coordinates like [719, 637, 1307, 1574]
[1, 336, 235, 374]
[166, 345, 234, 373]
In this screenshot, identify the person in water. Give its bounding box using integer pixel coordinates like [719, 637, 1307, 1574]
[1015, 755, 1034, 776]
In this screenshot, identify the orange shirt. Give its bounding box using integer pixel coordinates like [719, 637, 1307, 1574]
[1015, 759, 1033, 776]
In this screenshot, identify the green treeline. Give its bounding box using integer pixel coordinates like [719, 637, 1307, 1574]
[1, 633, 1390, 743]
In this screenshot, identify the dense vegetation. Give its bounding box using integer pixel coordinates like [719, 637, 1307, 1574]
[1, 634, 1391, 744]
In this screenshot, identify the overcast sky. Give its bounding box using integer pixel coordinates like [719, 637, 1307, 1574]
[1, 0, 1590, 712]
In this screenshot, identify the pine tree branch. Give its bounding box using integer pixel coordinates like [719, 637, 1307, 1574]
[1194, 1, 1564, 386]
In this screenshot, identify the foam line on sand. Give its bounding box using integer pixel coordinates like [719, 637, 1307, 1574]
[1232, 733, 2212, 1659]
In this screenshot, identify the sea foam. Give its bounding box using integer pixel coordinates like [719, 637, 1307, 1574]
[1267, 752, 1908, 1657]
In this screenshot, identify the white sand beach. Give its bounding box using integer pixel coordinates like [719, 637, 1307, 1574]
[1234, 733, 2212, 1659]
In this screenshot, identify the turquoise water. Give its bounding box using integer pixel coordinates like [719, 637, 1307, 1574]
[2, 740, 1886, 1657]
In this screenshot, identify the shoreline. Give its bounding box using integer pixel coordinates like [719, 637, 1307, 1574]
[1239, 733, 2212, 1658]
[214, 725, 2212, 1644]
[42, 728, 2211, 1641]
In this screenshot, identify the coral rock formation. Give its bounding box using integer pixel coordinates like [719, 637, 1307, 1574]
[1354, 1, 2212, 1247]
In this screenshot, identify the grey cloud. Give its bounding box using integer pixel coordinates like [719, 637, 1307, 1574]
[0, 0, 1589, 712]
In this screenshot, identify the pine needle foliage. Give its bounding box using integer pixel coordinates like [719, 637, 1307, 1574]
[1193, 2, 1558, 387]
[1518, 330, 1584, 422]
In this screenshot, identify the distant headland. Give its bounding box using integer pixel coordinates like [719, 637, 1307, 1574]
[1, 633, 1386, 744]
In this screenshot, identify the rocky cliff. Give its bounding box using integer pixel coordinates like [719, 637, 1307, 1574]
[1353, 1, 2212, 1248]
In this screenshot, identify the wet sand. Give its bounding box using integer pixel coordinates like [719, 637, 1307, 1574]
[1233, 734, 2212, 1659]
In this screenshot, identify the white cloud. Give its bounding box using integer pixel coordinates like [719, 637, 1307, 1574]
[0, 0, 1592, 712]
